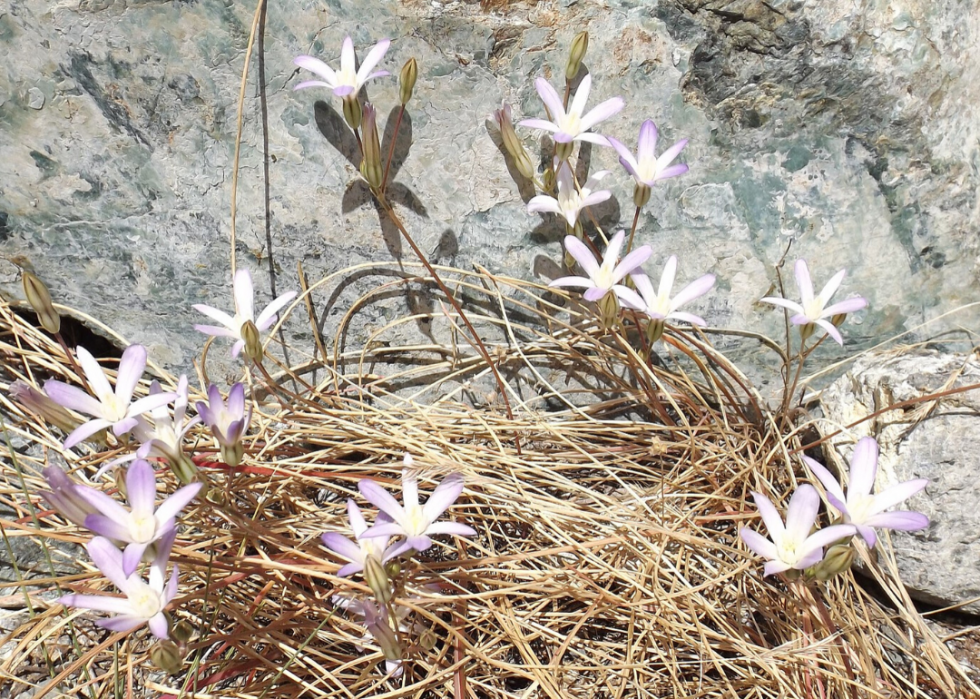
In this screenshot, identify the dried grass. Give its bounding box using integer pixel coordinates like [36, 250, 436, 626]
[0, 261, 976, 699]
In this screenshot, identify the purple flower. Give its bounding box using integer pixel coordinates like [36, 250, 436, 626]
[10, 380, 80, 436]
[40, 465, 99, 529]
[77, 459, 202, 576]
[804, 437, 929, 548]
[44, 345, 175, 449]
[739, 485, 856, 577]
[760, 259, 868, 345]
[629, 256, 715, 326]
[527, 162, 611, 228]
[519, 74, 624, 146]
[196, 383, 251, 467]
[607, 120, 689, 187]
[60, 531, 178, 640]
[321, 499, 398, 577]
[193, 269, 296, 358]
[133, 376, 200, 464]
[549, 230, 648, 308]
[358, 456, 476, 554]
[294, 36, 390, 98]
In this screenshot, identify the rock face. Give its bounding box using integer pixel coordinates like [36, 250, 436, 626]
[818, 350, 980, 614]
[0, 0, 977, 382]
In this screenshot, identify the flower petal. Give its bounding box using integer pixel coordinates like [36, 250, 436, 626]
[192, 304, 236, 330]
[607, 137, 639, 175]
[360, 522, 406, 539]
[336, 561, 365, 577]
[85, 514, 133, 543]
[655, 138, 688, 172]
[44, 381, 103, 417]
[579, 190, 612, 209]
[358, 480, 408, 528]
[126, 459, 157, 516]
[794, 260, 814, 308]
[563, 236, 600, 278]
[760, 297, 805, 315]
[568, 72, 592, 118]
[294, 55, 337, 85]
[637, 120, 658, 164]
[96, 616, 144, 634]
[613, 285, 646, 311]
[763, 559, 794, 577]
[64, 418, 112, 449]
[115, 345, 147, 404]
[666, 311, 706, 326]
[61, 594, 134, 615]
[670, 274, 715, 311]
[234, 268, 254, 321]
[340, 36, 356, 76]
[751, 491, 785, 544]
[739, 527, 778, 560]
[293, 80, 335, 91]
[526, 195, 562, 216]
[425, 521, 476, 537]
[784, 485, 820, 544]
[869, 479, 929, 515]
[817, 268, 847, 305]
[228, 382, 246, 419]
[865, 510, 929, 532]
[612, 247, 653, 284]
[321, 532, 364, 563]
[255, 291, 297, 331]
[815, 318, 845, 345]
[797, 524, 857, 559]
[847, 437, 879, 499]
[422, 474, 464, 522]
[86, 536, 132, 593]
[657, 256, 677, 301]
[148, 612, 170, 639]
[802, 456, 847, 507]
[574, 132, 611, 146]
[534, 77, 565, 121]
[122, 542, 148, 577]
[548, 276, 594, 290]
[579, 96, 624, 132]
[821, 297, 868, 317]
[654, 163, 688, 181]
[356, 39, 391, 85]
[583, 286, 608, 302]
[194, 324, 236, 339]
[128, 393, 177, 420]
[517, 118, 560, 133]
[154, 482, 203, 524]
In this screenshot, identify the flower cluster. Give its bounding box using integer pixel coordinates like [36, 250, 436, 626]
[740, 437, 929, 578]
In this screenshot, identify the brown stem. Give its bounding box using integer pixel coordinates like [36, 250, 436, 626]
[353, 128, 364, 158]
[381, 105, 405, 194]
[54, 333, 89, 393]
[563, 81, 571, 111]
[377, 197, 521, 453]
[626, 206, 641, 254]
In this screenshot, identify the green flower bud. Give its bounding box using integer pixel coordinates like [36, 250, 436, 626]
[399, 58, 418, 105]
[493, 103, 535, 180]
[419, 627, 437, 651]
[22, 271, 60, 334]
[831, 313, 847, 327]
[241, 319, 263, 363]
[806, 543, 855, 581]
[172, 619, 196, 645]
[565, 31, 589, 81]
[645, 318, 666, 346]
[364, 555, 393, 605]
[597, 292, 620, 331]
[359, 102, 384, 191]
[150, 640, 184, 674]
[342, 95, 363, 131]
[385, 560, 401, 578]
[168, 451, 200, 486]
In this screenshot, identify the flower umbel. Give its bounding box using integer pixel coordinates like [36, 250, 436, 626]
[805, 437, 929, 548]
[321, 499, 398, 577]
[196, 383, 251, 467]
[293, 36, 391, 98]
[193, 269, 296, 359]
[358, 455, 476, 554]
[527, 162, 611, 229]
[549, 230, 648, 308]
[739, 485, 856, 577]
[45, 345, 175, 449]
[78, 459, 202, 576]
[760, 259, 867, 345]
[60, 531, 178, 640]
[519, 74, 624, 146]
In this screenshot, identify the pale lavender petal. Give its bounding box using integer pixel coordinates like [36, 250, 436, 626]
[794, 260, 814, 307]
[784, 485, 820, 543]
[666, 311, 706, 326]
[548, 276, 594, 290]
[164, 566, 179, 604]
[384, 540, 415, 560]
[148, 613, 170, 639]
[568, 72, 592, 117]
[321, 532, 364, 563]
[346, 499, 367, 537]
[869, 479, 928, 515]
[797, 524, 857, 559]
[115, 345, 147, 404]
[192, 304, 236, 330]
[358, 480, 408, 527]
[293, 80, 335, 91]
[865, 511, 929, 532]
[96, 616, 144, 634]
[336, 561, 365, 577]
[751, 492, 785, 542]
[422, 474, 465, 521]
[356, 39, 391, 84]
[821, 297, 868, 317]
[406, 535, 432, 552]
[85, 514, 132, 543]
[563, 236, 600, 277]
[606, 137, 639, 175]
[195, 401, 214, 427]
[574, 132, 611, 146]
[583, 287, 608, 302]
[630, 273, 655, 307]
[815, 318, 844, 345]
[294, 55, 337, 85]
[553, 131, 575, 144]
[364, 70, 390, 81]
[526, 195, 562, 216]
[64, 418, 111, 449]
[655, 138, 688, 171]
[44, 380, 103, 417]
[637, 120, 658, 163]
[795, 547, 825, 571]
[78, 486, 130, 523]
[657, 256, 678, 300]
[154, 482, 203, 524]
[233, 269, 254, 321]
[255, 291, 297, 331]
[739, 527, 777, 560]
[154, 527, 178, 569]
[360, 522, 406, 539]
[855, 523, 877, 548]
[817, 268, 847, 305]
[194, 324, 236, 339]
[613, 285, 646, 311]
[332, 85, 354, 97]
[425, 521, 477, 537]
[654, 163, 688, 181]
[60, 594, 133, 615]
[518, 118, 560, 133]
[848, 437, 879, 499]
[86, 537, 132, 593]
[127, 393, 177, 419]
[763, 559, 793, 577]
[340, 36, 356, 75]
[402, 473, 420, 511]
[126, 460, 157, 516]
[228, 383, 246, 418]
[122, 542, 148, 577]
[790, 313, 812, 327]
[111, 416, 140, 436]
[802, 456, 847, 506]
[670, 274, 715, 311]
[579, 96, 625, 132]
[534, 77, 565, 121]
[76, 347, 113, 399]
[602, 231, 626, 270]
[579, 190, 612, 208]
[760, 297, 805, 315]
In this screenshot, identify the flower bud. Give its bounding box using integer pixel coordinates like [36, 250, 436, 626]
[385, 560, 401, 578]
[399, 58, 418, 105]
[633, 183, 651, 209]
[359, 102, 384, 191]
[419, 626, 437, 650]
[342, 95, 363, 131]
[22, 271, 60, 334]
[172, 619, 196, 645]
[831, 313, 847, 327]
[597, 292, 620, 331]
[364, 554, 393, 605]
[543, 167, 556, 193]
[807, 543, 855, 581]
[168, 451, 200, 486]
[493, 103, 535, 180]
[11, 381, 81, 435]
[241, 320, 263, 363]
[565, 31, 589, 82]
[645, 318, 666, 346]
[150, 640, 184, 675]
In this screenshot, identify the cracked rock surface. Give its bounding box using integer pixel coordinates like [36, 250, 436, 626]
[0, 0, 977, 385]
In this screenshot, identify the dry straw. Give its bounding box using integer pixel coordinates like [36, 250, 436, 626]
[0, 260, 975, 699]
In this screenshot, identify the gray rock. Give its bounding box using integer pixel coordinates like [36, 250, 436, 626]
[0, 0, 976, 386]
[818, 350, 980, 614]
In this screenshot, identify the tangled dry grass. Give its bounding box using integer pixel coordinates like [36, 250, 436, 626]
[0, 260, 977, 699]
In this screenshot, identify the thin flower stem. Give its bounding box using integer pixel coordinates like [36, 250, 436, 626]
[563, 81, 571, 111]
[253, 359, 291, 412]
[354, 128, 364, 158]
[381, 104, 405, 193]
[53, 332, 89, 393]
[797, 580, 860, 699]
[626, 206, 642, 254]
[780, 339, 807, 418]
[376, 196, 521, 453]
